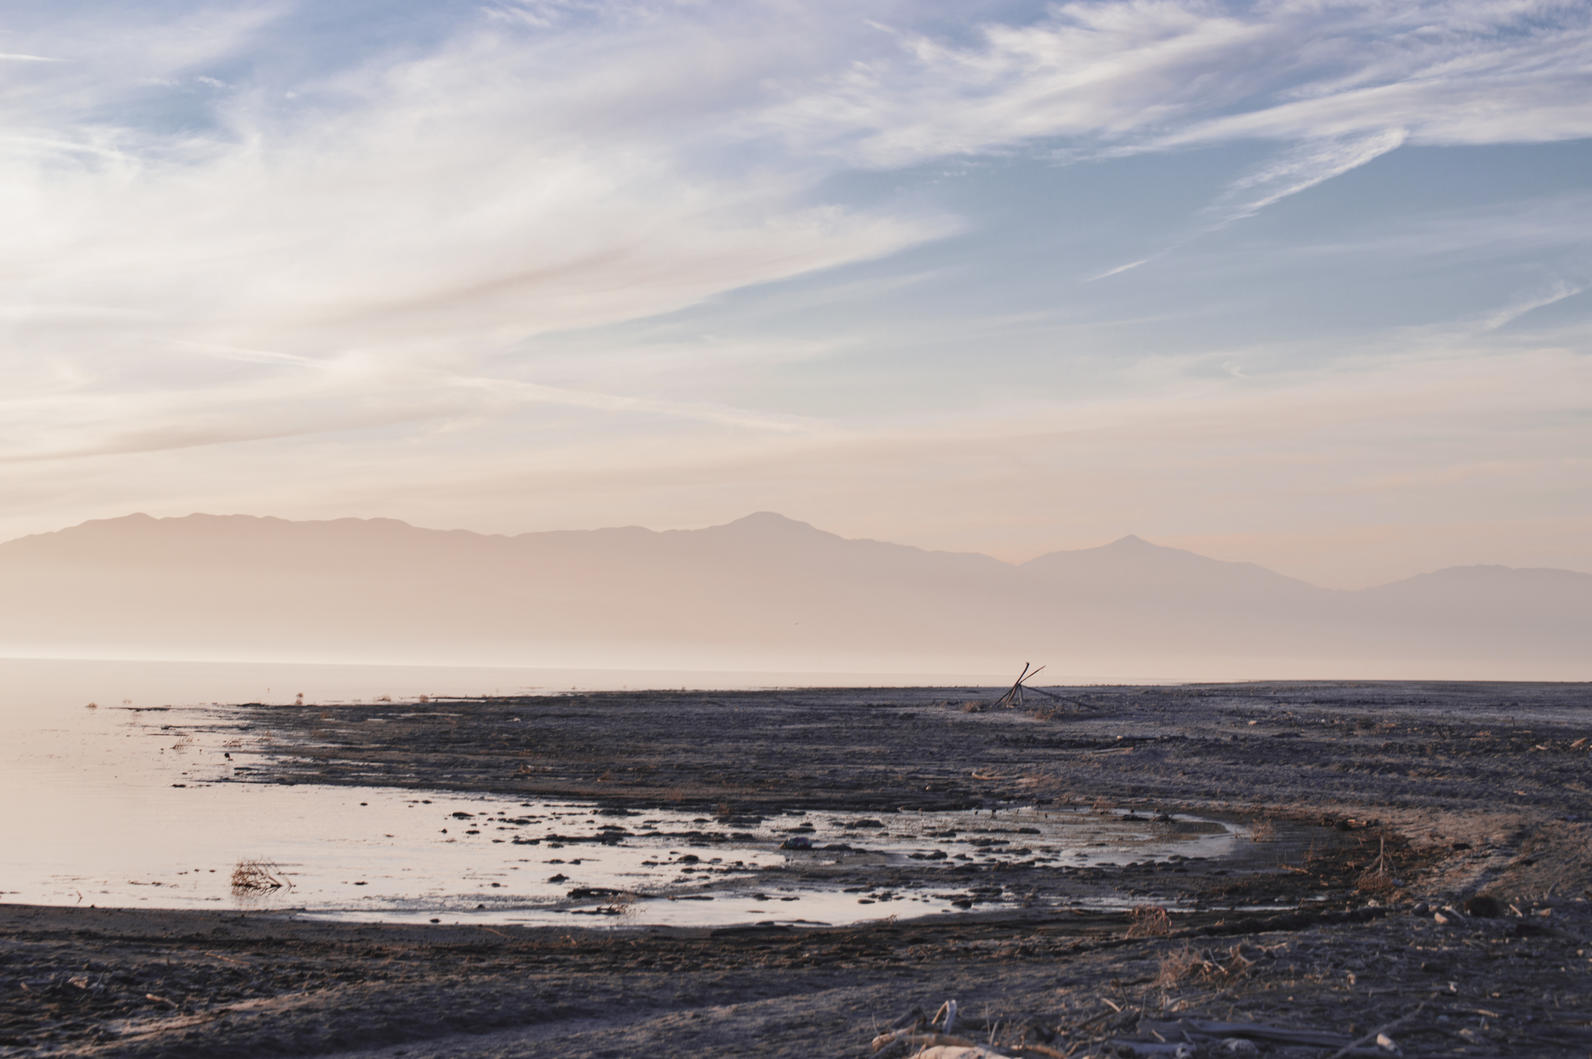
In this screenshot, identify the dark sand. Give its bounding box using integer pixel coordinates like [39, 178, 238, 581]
[4, 681, 1590, 1057]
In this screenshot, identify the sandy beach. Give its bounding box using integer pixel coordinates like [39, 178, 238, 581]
[4, 681, 1590, 1057]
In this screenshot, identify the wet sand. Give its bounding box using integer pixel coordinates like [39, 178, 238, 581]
[4, 681, 1591, 1056]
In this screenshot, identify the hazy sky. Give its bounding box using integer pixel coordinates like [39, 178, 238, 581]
[3, 0, 1589, 587]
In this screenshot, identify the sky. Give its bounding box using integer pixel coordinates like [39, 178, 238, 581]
[2, 0, 1589, 588]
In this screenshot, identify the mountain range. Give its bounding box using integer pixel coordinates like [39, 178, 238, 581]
[1, 512, 1587, 680]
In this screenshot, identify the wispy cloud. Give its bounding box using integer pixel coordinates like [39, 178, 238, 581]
[1480, 279, 1589, 331]
[752, 1, 1588, 270]
[1089, 256, 1156, 282]
[1205, 129, 1409, 226]
[0, 2, 953, 469]
[3, 0, 1589, 579]
[762, 1, 1592, 167]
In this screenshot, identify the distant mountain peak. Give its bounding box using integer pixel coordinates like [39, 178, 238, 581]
[717, 511, 821, 533]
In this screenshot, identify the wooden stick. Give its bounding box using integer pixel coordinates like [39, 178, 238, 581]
[1325, 1001, 1429, 1059]
[1013, 1045, 1069, 1059]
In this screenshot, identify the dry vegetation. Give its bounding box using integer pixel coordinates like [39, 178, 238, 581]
[229, 859, 291, 895]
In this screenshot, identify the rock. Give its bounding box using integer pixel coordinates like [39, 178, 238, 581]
[780, 835, 812, 850]
[567, 886, 620, 899]
[1463, 893, 1504, 917]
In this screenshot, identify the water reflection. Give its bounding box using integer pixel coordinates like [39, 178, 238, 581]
[0, 657, 1236, 928]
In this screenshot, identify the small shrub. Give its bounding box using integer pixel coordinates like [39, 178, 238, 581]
[1126, 903, 1172, 938]
[1355, 835, 1399, 896]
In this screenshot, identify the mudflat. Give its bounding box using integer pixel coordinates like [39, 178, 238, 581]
[4, 681, 1590, 1057]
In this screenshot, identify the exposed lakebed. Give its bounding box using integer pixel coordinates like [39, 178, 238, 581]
[0, 663, 1251, 927]
[13, 723, 1242, 926]
[10, 678, 1590, 1057]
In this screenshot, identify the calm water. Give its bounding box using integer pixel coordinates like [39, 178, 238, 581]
[0, 657, 1235, 927]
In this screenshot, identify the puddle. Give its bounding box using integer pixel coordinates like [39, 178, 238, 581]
[9, 744, 1239, 927]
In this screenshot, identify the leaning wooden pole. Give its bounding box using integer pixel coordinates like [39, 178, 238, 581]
[996, 662, 1045, 708]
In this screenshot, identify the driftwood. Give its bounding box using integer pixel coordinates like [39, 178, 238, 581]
[989, 662, 1092, 709]
[995, 664, 1045, 709]
[1128, 1015, 1419, 1056]
[1137, 1019, 1353, 1048]
[229, 859, 291, 895]
[1102, 1042, 1194, 1058]
[875, 1000, 981, 1057]
[1012, 1044, 1068, 1059]
[872, 999, 1029, 1059]
[1324, 1001, 1428, 1058]
[872, 996, 1416, 1059]
[872, 1025, 922, 1052]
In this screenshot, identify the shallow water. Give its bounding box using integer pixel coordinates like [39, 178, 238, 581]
[0, 657, 1237, 927]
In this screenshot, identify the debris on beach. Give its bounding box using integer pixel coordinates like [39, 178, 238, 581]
[230, 859, 291, 895]
[870, 1000, 1016, 1058]
[995, 663, 1045, 709]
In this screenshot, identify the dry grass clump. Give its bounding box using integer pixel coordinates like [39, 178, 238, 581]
[1126, 903, 1172, 938]
[1247, 815, 1279, 842]
[1356, 870, 1398, 897]
[1354, 835, 1399, 897]
[1155, 942, 1254, 989]
[230, 859, 291, 895]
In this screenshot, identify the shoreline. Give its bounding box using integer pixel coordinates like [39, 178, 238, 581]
[5, 681, 1590, 1056]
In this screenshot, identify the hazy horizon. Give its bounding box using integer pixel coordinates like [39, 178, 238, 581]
[10, 507, 1592, 592]
[2, 2, 1589, 597]
[4, 508, 1587, 681]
